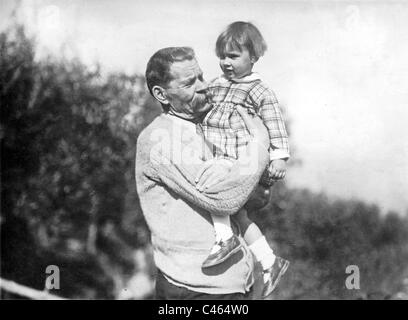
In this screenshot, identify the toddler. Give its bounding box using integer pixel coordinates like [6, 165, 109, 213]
[199, 21, 290, 298]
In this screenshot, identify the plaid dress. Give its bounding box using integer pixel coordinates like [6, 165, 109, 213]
[200, 73, 290, 186]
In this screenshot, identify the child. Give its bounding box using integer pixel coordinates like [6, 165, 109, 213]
[199, 21, 290, 297]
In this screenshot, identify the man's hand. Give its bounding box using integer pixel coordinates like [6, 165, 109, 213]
[269, 159, 287, 180]
[195, 159, 234, 192]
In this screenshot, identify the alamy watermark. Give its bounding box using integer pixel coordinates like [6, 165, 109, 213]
[345, 265, 360, 290]
[42, 261, 362, 293]
[148, 123, 261, 176]
[45, 265, 60, 290]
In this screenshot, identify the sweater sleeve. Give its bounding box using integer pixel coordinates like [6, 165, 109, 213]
[148, 138, 269, 216]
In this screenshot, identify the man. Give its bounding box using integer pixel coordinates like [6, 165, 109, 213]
[136, 47, 270, 299]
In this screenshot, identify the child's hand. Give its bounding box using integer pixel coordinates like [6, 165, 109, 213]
[269, 159, 287, 180]
[195, 159, 234, 192]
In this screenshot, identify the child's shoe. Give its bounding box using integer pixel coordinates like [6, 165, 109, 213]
[202, 235, 242, 268]
[261, 256, 290, 298]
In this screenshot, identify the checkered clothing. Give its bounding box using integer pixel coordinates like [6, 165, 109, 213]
[199, 75, 290, 186]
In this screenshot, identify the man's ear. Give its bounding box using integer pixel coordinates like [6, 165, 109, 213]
[152, 85, 170, 105]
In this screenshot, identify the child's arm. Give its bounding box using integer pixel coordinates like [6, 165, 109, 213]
[252, 86, 290, 183]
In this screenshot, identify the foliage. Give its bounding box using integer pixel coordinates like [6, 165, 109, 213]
[254, 187, 408, 299]
[0, 25, 161, 299]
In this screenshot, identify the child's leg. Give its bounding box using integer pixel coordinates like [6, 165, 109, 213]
[235, 209, 263, 245]
[210, 214, 233, 253]
[235, 209, 276, 272]
[235, 209, 289, 297]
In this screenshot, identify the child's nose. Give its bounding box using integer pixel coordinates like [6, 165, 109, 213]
[222, 58, 231, 66]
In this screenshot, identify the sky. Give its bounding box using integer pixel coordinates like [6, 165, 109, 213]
[1, 0, 407, 215]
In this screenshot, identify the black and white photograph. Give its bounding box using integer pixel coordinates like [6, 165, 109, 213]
[1, 0, 407, 303]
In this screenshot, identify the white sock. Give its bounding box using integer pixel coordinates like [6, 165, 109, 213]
[249, 236, 276, 271]
[210, 243, 222, 254]
[211, 214, 233, 243]
[263, 271, 271, 283]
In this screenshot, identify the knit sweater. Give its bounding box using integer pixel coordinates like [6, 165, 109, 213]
[135, 113, 270, 294]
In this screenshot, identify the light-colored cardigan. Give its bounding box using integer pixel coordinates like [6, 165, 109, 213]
[135, 113, 269, 294]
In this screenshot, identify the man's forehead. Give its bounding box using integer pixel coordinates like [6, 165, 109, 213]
[170, 59, 201, 79]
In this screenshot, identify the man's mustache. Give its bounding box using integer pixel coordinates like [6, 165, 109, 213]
[196, 90, 213, 104]
[203, 90, 213, 103]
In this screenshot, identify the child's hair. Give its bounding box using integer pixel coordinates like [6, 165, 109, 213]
[215, 21, 267, 60]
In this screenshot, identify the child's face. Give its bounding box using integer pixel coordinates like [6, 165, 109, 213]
[219, 47, 254, 80]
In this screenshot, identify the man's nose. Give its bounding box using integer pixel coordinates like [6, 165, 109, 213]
[196, 79, 209, 94]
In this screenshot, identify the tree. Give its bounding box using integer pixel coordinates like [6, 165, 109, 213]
[1, 25, 161, 299]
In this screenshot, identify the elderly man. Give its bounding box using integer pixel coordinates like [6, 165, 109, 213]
[135, 47, 270, 299]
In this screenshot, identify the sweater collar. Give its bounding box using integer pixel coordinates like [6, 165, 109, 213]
[164, 113, 197, 131]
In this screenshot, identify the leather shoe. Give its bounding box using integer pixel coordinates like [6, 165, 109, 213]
[262, 256, 290, 298]
[202, 235, 242, 268]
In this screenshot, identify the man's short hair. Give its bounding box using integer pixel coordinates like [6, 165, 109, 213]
[145, 47, 195, 96]
[215, 21, 267, 60]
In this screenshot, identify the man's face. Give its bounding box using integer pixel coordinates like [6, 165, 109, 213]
[164, 59, 212, 119]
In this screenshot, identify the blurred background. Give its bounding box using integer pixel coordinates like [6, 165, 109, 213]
[1, 0, 407, 299]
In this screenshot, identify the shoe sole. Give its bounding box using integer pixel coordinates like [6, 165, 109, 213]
[262, 260, 290, 298]
[202, 243, 243, 268]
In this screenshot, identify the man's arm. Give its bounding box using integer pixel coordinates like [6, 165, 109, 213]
[148, 137, 269, 216]
[141, 107, 270, 216]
